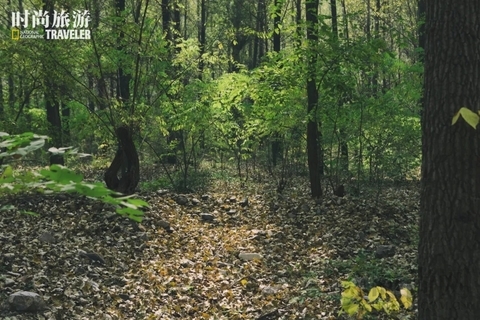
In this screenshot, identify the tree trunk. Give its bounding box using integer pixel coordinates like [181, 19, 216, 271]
[43, 0, 64, 165]
[306, 0, 322, 198]
[104, 126, 140, 194]
[103, 0, 140, 194]
[0, 77, 4, 116]
[271, 0, 282, 167]
[295, 0, 301, 46]
[198, 0, 206, 78]
[419, 0, 480, 318]
[45, 93, 64, 165]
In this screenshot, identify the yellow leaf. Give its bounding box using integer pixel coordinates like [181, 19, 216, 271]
[368, 287, 379, 302]
[378, 286, 387, 299]
[240, 279, 248, 286]
[400, 288, 413, 309]
[386, 290, 397, 301]
[344, 302, 359, 315]
[342, 287, 358, 299]
[361, 299, 372, 312]
[452, 107, 479, 129]
[341, 281, 355, 289]
[372, 302, 383, 311]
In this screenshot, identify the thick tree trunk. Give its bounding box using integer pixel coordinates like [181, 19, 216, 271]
[419, 0, 480, 318]
[104, 126, 140, 194]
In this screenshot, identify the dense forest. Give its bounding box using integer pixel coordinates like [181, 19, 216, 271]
[0, 0, 478, 318]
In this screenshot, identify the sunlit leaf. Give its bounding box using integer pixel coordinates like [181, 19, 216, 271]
[452, 107, 479, 129]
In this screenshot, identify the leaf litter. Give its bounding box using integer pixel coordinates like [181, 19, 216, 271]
[0, 179, 419, 319]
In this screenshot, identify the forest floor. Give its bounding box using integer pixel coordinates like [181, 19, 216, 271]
[0, 171, 419, 320]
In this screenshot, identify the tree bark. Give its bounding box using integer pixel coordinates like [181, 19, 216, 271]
[43, 0, 63, 165]
[306, 0, 322, 198]
[104, 126, 140, 194]
[198, 0, 206, 78]
[419, 0, 480, 318]
[271, 0, 282, 166]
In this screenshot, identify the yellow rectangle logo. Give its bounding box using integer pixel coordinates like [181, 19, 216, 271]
[11, 28, 20, 40]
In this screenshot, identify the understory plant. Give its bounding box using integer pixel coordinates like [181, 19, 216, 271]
[0, 132, 148, 222]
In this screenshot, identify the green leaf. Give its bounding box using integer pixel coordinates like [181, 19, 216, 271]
[22, 211, 40, 217]
[452, 107, 479, 129]
[40, 165, 83, 183]
[125, 198, 149, 207]
[1, 165, 14, 182]
[116, 207, 143, 222]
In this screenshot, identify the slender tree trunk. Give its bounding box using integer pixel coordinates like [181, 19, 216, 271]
[198, 0, 206, 78]
[8, 76, 14, 110]
[0, 78, 4, 117]
[365, 0, 371, 39]
[340, 0, 349, 40]
[45, 92, 64, 165]
[43, 0, 64, 165]
[306, 0, 322, 198]
[271, 0, 282, 166]
[253, 0, 266, 68]
[418, 0, 425, 63]
[162, 0, 171, 40]
[61, 101, 70, 144]
[295, 0, 302, 46]
[419, 0, 480, 318]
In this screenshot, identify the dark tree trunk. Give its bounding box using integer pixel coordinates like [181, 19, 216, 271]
[173, 2, 181, 36]
[104, 126, 140, 194]
[295, 0, 301, 46]
[229, 0, 249, 72]
[365, 0, 371, 39]
[271, 0, 282, 167]
[0, 77, 4, 116]
[198, 0, 206, 78]
[331, 0, 349, 175]
[104, 0, 140, 194]
[116, 0, 131, 103]
[418, 0, 425, 63]
[273, 0, 281, 52]
[162, 0, 171, 41]
[253, 0, 266, 68]
[340, 0, 349, 40]
[43, 0, 63, 165]
[419, 0, 480, 318]
[45, 93, 64, 165]
[306, 0, 322, 198]
[61, 101, 70, 144]
[8, 75, 14, 110]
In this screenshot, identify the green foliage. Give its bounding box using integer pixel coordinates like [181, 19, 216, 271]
[0, 132, 148, 222]
[324, 250, 412, 289]
[340, 281, 412, 319]
[141, 169, 212, 193]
